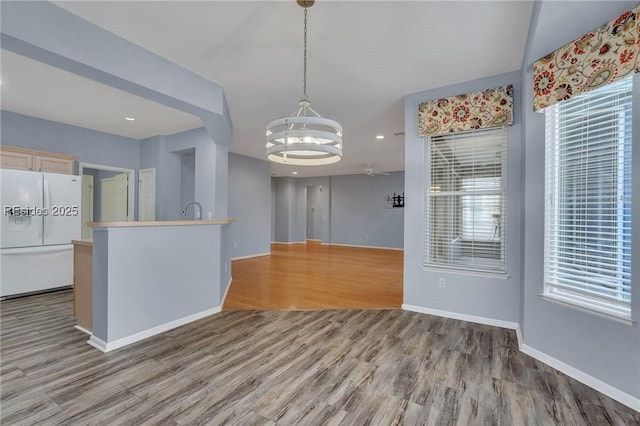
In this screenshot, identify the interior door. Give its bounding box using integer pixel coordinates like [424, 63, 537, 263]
[101, 172, 128, 222]
[81, 175, 94, 239]
[138, 168, 156, 221]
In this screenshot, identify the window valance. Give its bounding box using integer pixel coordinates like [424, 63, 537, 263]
[418, 85, 513, 137]
[533, 5, 639, 112]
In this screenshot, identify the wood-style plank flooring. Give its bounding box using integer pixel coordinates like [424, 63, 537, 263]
[224, 243, 403, 310]
[2, 290, 638, 425]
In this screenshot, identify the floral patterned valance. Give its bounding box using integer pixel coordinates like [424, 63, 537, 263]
[418, 85, 513, 137]
[533, 5, 639, 112]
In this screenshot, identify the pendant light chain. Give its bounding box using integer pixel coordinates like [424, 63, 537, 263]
[303, 7, 308, 100]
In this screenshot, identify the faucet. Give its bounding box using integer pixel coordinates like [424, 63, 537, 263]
[182, 201, 202, 220]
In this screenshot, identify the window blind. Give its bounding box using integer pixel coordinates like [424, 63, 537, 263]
[424, 127, 507, 274]
[544, 75, 632, 319]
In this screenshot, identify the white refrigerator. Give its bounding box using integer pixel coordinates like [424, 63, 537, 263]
[1, 169, 81, 297]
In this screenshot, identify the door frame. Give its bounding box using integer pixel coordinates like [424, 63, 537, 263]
[81, 174, 94, 239]
[79, 162, 135, 221]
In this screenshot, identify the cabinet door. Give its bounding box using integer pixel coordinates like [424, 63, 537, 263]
[0, 149, 33, 171]
[34, 155, 75, 174]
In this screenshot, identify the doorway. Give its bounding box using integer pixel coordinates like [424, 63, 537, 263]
[306, 185, 323, 241]
[79, 163, 135, 232]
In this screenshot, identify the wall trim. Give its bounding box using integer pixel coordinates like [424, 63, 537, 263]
[271, 241, 306, 245]
[324, 243, 404, 251]
[402, 303, 640, 412]
[520, 344, 640, 412]
[402, 304, 520, 331]
[87, 306, 221, 353]
[231, 252, 271, 261]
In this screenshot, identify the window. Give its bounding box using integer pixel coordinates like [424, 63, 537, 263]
[424, 127, 507, 274]
[544, 75, 632, 321]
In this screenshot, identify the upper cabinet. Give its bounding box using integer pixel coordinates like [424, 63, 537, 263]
[0, 146, 76, 175]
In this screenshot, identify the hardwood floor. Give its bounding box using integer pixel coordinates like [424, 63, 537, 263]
[2, 290, 639, 425]
[224, 243, 403, 310]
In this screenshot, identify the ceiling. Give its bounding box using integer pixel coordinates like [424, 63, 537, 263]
[1, 1, 533, 178]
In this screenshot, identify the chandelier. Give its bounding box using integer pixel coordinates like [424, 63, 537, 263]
[265, 0, 343, 166]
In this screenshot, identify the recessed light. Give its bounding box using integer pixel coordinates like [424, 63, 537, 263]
[124, 116, 136, 121]
[292, 171, 298, 175]
[376, 135, 385, 140]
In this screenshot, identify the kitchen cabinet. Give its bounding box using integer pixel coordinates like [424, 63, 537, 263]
[0, 146, 76, 174]
[73, 240, 92, 333]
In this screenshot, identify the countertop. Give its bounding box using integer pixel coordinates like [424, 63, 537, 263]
[88, 219, 235, 228]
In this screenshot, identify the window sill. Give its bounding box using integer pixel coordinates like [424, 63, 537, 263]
[539, 293, 633, 326]
[422, 265, 508, 279]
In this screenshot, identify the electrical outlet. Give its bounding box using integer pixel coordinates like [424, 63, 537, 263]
[233, 242, 238, 248]
[438, 277, 446, 288]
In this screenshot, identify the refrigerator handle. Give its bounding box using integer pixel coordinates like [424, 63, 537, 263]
[44, 178, 52, 237]
[37, 177, 44, 240]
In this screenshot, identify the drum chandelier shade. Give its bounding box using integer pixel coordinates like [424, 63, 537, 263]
[265, 0, 343, 166]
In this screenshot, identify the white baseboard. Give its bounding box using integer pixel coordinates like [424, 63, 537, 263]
[231, 252, 271, 261]
[324, 243, 404, 251]
[87, 335, 108, 352]
[74, 325, 91, 335]
[86, 306, 221, 353]
[271, 241, 306, 245]
[402, 304, 520, 331]
[402, 303, 640, 412]
[520, 344, 640, 411]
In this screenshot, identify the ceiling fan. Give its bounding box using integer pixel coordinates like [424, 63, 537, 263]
[358, 164, 390, 177]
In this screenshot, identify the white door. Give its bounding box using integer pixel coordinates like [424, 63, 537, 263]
[138, 168, 155, 221]
[1, 169, 43, 248]
[43, 173, 81, 246]
[101, 172, 128, 222]
[81, 175, 94, 240]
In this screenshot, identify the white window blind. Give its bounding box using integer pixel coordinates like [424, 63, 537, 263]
[424, 127, 507, 274]
[544, 75, 632, 320]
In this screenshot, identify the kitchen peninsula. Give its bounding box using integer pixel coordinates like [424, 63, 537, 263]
[86, 219, 234, 352]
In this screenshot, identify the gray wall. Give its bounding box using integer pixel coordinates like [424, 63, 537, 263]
[330, 173, 404, 249]
[228, 153, 271, 259]
[1, 111, 140, 171]
[272, 173, 404, 249]
[139, 127, 229, 221]
[180, 151, 196, 218]
[519, 0, 640, 400]
[272, 177, 299, 243]
[403, 70, 522, 323]
[92, 225, 223, 343]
